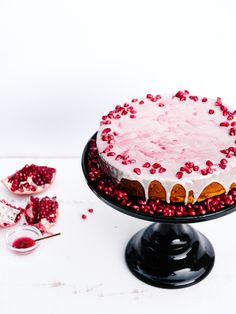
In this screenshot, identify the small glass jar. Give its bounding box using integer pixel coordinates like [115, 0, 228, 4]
[6, 225, 42, 254]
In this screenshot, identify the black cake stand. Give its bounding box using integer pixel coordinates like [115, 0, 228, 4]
[82, 133, 236, 289]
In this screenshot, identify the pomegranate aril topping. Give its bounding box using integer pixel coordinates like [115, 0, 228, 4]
[115, 155, 123, 161]
[193, 165, 199, 171]
[229, 128, 236, 136]
[82, 214, 87, 220]
[201, 169, 208, 176]
[202, 97, 208, 102]
[159, 167, 166, 173]
[206, 160, 213, 166]
[220, 159, 228, 165]
[102, 128, 111, 134]
[208, 109, 214, 114]
[176, 172, 183, 179]
[150, 168, 156, 174]
[158, 103, 165, 107]
[133, 168, 141, 175]
[139, 100, 144, 104]
[220, 122, 229, 127]
[143, 162, 151, 168]
[130, 114, 136, 119]
[152, 163, 161, 169]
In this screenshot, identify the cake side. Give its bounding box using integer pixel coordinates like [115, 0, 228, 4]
[96, 91, 236, 204]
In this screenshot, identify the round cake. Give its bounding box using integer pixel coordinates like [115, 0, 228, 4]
[96, 90, 236, 204]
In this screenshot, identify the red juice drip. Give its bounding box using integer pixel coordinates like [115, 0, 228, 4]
[12, 237, 36, 249]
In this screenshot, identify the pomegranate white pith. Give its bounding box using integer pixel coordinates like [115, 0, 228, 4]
[2, 164, 56, 195]
[97, 91, 236, 203]
[0, 200, 23, 228]
[25, 196, 59, 233]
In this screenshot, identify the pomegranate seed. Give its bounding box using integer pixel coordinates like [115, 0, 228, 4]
[107, 152, 116, 157]
[130, 114, 136, 119]
[122, 160, 130, 165]
[184, 90, 189, 95]
[220, 122, 229, 127]
[159, 167, 166, 173]
[193, 165, 199, 171]
[176, 172, 183, 179]
[158, 103, 165, 107]
[115, 155, 123, 161]
[152, 163, 161, 169]
[220, 159, 228, 164]
[128, 159, 136, 164]
[139, 100, 144, 104]
[202, 97, 208, 102]
[103, 145, 113, 153]
[142, 162, 151, 168]
[231, 121, 236, 126]
[227, 115, 233, 121]
[146, 94, 153, 99]
[175, 91, 184, 98]
[219, 163, 227, 169]
[132, 98, 138, 102]
[133, 168, 141, 175]
[229, 128, 236, 136]
[150, 168, 156, 174]
[208, 109, 214, 114]
[201, 169, 207, 176]
[102, 128, 111, 134]
[88, 209, 94, 213]
[185, 168, 192, 174]
[82, 214, 87, 220]
[206, 160, 213, 166]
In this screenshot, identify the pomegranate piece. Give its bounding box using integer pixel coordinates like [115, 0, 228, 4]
[2, 164, 56, 195]
[0, 200, 24, 228]
[25, 196, 59, 233]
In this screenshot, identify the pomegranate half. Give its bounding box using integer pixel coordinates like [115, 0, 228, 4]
[0, 199, 24, 228]
[2, 164, 56, 195]
[25, 196, 59, 233]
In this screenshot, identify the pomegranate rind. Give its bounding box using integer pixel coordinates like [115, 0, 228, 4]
[24, 196, 59, 233]
[0, 199, 24, 228]
[1, 165, 56, 196]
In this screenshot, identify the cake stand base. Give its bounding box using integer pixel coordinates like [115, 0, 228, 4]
[125, 223, 215, 289]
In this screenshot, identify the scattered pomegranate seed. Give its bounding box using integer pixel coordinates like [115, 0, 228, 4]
[143, 162, 151, 168]
[115, 155, 123, 161]
[139, 100, 144, 104]
[88, 209, 94, 213]
[220, 159, 228, 164]
[176, 172, 183, 179]
[82, 214, 87, 220]
[150, 168, 156, 174]
[130, 114, 136, 119]
[202, 97, 208, 102]
[132, 98, 138, 102]
[231, 121, 236, 126]
[208, 109, 215, 114]
[158, 103, 165, 107]
[152, 163, 161, 169]
[146, 94, 153, 99]
[133, 168, 141, 175]
[227, 115, 233, 121]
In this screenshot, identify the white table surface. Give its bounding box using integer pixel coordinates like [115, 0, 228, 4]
[0, 158, 235, 314]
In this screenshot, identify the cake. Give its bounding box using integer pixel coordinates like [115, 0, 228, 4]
[96, 90, 236, 205]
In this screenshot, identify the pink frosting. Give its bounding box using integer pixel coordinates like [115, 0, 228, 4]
[96, 92, 236, 203]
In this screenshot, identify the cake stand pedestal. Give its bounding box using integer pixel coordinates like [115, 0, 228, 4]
[82, 133, 235, 289]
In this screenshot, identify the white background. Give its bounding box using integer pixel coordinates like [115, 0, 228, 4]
[0, 0, 235, 314]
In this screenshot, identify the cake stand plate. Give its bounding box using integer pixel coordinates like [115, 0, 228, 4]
[82, 133, 236, 289]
